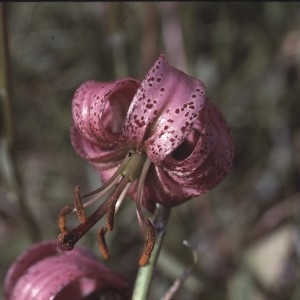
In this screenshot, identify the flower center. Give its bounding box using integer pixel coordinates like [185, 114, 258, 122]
[57, 150, 155, 266]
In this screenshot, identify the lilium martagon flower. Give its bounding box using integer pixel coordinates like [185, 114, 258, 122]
[57, 54, 234, 266]
[4, 240, 132, 300]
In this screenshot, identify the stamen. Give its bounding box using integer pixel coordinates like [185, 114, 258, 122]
[58, 205, 72, 233]
[97, 184, 130, 260]
[57, 150, 149, 258]
[139, 218, 156, 266]
[97, 227, 109, 260]
[73, 186, 87, 224]
[134, 158, 156, 266]
[106, 176, 131, 231]
[57, 174, 132, 251]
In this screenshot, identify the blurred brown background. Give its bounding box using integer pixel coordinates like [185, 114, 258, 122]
[1, 2, 300, 300]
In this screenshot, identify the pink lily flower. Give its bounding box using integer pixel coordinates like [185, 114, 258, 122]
[57, 54, 234, 266]
[4, 240, 131, 300]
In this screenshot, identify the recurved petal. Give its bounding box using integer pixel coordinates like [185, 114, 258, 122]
[71, 125, 127, 169]
[121, 54, 206, 164]
[154, 101, 234, 207]
[4, 240, 131, 300]
[72, 78, 140, 146]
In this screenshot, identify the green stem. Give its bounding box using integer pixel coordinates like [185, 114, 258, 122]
[132, 204, 171, 300]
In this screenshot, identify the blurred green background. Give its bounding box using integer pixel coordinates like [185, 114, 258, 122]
[1, 2, 300, 300]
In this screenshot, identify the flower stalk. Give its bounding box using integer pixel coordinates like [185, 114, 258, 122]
[132, 204, 171, 300]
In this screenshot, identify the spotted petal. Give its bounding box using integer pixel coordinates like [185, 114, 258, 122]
[72, 78, 140, 146]
[153, 101, 234, 206]
[71, 78, 140, 167]
[121, 54, 206, 164]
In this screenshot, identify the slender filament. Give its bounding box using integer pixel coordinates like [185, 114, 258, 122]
[134, 158, 156, 266]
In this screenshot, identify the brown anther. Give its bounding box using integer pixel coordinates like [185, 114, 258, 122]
[97, 227, 109, 260]
[58, 205, 72, 233]
[74, 185, 87, 224]
[139, 218, 156, 266]
[106, 202, 116, 231]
